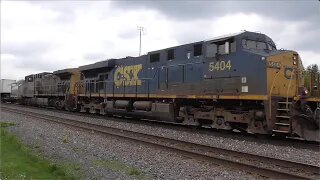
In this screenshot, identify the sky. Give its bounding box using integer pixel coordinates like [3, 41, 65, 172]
[1, 1, 320, 80]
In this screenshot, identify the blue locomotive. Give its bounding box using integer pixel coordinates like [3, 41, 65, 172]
[17, 31, 320, 141]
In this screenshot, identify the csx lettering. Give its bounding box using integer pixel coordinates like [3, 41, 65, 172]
[284, 68, 294, 79]
[114, 64, 142, 87]
[209, 60, 232, 71]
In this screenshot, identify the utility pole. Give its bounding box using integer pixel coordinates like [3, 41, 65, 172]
[137, 26, 144, 56]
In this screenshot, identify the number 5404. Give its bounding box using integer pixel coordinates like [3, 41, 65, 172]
[209, 60, 232, 71]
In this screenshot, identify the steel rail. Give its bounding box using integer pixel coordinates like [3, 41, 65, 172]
[2, 106, 319, 179]
[4, 103, 320, 150]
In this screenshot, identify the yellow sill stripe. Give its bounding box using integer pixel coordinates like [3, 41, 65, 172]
[76, 93, 268, 100]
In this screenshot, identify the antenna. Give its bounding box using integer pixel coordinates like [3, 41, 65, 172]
[137, 26, 144, 56]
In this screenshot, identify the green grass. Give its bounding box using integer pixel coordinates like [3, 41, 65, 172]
[0, 122, 76, 179]
[93, 159, 148, 180]
[0, 122, 15, 128]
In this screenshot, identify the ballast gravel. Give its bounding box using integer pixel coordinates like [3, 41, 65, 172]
[7, 105, 319, 166]
[1, 109, 259, 179]
[1, 104, 319, 179]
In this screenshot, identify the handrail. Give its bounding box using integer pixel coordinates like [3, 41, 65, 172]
[83, 61, 203, 87]
[268, 70, 280, 118]
[82, 61, 206, 96]
[286, 68, 295, 109]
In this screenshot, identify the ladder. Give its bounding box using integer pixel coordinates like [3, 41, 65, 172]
[272, 100, 292, 134]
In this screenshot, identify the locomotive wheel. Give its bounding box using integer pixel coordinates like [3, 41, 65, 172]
[54, 100, 64, 110]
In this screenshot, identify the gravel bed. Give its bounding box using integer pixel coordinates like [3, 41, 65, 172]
[3, 104, 320, 167]
[1, 109, 263, 179]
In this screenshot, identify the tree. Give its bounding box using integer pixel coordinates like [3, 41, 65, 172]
[304, 64, 319, 96]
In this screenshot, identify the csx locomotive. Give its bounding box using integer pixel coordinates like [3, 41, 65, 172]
[15, 31, 320, 141]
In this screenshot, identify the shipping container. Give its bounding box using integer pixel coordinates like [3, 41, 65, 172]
[0, 79, 16, 96]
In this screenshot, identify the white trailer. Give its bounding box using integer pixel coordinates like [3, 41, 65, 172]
[0, 79, 16, 98]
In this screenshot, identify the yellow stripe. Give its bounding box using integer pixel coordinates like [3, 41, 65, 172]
[36, 94, 65, 96]
[293, 96, 320, 102]
[77, 93, 267, 100]
[218, 95, 268, 100]
[34, 93, 320, 102]
[303, 97, 320, 102]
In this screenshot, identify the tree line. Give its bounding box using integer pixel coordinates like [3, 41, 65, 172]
[304, 64, 319, 96]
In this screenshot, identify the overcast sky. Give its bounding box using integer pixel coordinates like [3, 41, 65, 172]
[1, 1, 319, 80]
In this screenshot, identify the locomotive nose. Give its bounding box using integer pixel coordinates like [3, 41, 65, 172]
[266, 51, 302, 98]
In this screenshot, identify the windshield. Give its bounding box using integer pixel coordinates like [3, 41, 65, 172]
[242, 39, 276, 51]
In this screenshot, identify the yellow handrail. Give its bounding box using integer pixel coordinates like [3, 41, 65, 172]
[269, 70, 280, 118]
[286, 69, 295, 109]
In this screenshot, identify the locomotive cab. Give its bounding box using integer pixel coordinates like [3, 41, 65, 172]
[204, 31, 318, 141]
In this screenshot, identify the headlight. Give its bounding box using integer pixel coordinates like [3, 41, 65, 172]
[293, 54, 297, 65]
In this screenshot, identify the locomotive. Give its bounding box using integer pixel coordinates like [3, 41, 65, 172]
[16, 31, 320, 141]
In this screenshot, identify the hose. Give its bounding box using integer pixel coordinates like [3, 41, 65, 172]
[314, 107, 320, 128]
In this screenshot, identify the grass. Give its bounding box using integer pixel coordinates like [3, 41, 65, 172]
[93, 159, 148, 180]
[0, 122, 15, 128]
[0, 121, 76, 179]
[63, 137, 69, 144]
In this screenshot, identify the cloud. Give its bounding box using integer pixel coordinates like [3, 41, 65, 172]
[111, 1, 320, 22]
[83, 52, 109, 61]
[1, 1, 319, 80]
[111, 1, 320, 54]
[2, 41, 54, 57]
[299, 50, 320, 68]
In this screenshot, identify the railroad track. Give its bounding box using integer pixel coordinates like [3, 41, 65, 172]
[2, 106, 320, 179]
[4, 103, 320, 151]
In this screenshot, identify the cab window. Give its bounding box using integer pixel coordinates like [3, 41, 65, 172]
[150, 53, 160, 62]
[206, 39, 236, 57]
[193, 44, 202, 56]
[26, 76, 33, 82]
[98, 74, 108, 90]
[217, 39, 235, 55]
[242, 39, 270, 50]
[167, 49, 174, 60]
[218, 44, 226, 54]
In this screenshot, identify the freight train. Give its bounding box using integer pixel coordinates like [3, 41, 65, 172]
[14, 31, 320, 141]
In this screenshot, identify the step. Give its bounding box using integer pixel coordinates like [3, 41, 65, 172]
[277, 109, 290, 111]
[274, 122, 290, 132]
[275, 122, 290, 126]
[272, 129, 289, 134]
[276, 115, 291, 119]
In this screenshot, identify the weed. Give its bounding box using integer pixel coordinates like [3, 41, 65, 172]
[49, 164, 58, 172]
[129, 168, 141, 176]
[93, 159, 148, 180]
[0, 122, 15, 127]
[74, 165, 81, 171]
[60, 163, 84, 179]
[72, 147, 79, 152]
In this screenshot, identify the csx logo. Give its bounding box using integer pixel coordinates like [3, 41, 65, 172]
[284, 68, 295, 79]
[114, 64, 142, 87]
